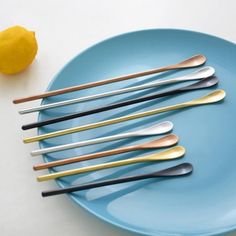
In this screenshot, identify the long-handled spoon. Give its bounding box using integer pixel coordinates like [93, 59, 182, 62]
[33, 134, 179, 170]
[24, 90, 226, 144]
[31, 121, 173, 156]
[37, 146, 185, 182]
[22, 76, 218, 130]
[13, 55, 206, 104]
[19, 66, 214, 115]
[41, 162, 193, 197]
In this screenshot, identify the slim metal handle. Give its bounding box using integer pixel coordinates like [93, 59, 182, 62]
[31, 132, 132, 156]
[19, 76, 186, 114]
[24, 103, 189, 143]
[37, 155, 147, 182]
[33, 145, 137, 170]
[13, 65, 174, 104]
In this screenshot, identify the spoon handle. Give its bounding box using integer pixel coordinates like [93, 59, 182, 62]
[14, 67, 171, 104]
[24, 102, 189, 143]
[22, 82, 185, 130]
[41, 163, 192, 197]
[33, 145, 138, 170]
[31, 132, 133, 156]
[13, 55, 203, 104]
[19, 75, 193, 115]
[42, 172, 155, 197]
[37, 155, 149, 182]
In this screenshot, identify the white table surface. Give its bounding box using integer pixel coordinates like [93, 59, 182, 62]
[0, 0, 236, 235]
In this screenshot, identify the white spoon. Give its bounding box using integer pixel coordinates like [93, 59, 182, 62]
[31, 121, 173, 156]
[19, 67, 214, 114]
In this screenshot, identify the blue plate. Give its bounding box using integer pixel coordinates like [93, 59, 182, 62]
[39, 29, 236, 235]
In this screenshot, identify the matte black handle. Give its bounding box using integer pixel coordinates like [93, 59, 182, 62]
[22, 89, 183, 130]
[42, 173, 153, 197]
[42, 163, 193, 197]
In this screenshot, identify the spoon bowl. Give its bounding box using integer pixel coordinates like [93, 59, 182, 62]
[182, 76, 219, 91]
[147, 146, 185, 161]
[190, 89, 226, 105]
[140, 134, 179, 149]
[178, 66, 214, 81]
[134, 121, 173, 136]
[176, 54, 206, 68]
[153, 163, 193, 177]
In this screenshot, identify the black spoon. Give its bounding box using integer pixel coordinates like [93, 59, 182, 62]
[42, 163, 193, 197]
[22, 76, 218, 130]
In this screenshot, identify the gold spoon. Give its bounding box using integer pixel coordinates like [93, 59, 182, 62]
[24, 89, 226, 143]
[13, 54, 206, 104]
[37, 146, 185, 182]
[33, 134, 179, 170]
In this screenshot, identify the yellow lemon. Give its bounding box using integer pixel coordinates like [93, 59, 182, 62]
[0, 26, 38, 74]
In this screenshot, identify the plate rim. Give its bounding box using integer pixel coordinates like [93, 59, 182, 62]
[38, 28, 236, 236]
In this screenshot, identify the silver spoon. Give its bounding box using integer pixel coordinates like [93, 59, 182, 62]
[31, 121, 173, 156]
[19, 66, 214, 114]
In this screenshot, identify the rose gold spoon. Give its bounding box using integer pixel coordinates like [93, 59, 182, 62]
[33, 134, 178, 170]
[37, 146, 185, 182]
[13, 54, 206, 104]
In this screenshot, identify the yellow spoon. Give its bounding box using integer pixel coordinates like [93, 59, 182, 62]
[37, 146, 185, 182]
[24, 89, 225, 143]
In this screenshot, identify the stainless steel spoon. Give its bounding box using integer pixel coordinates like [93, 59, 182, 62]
[31, 121, 173, 156]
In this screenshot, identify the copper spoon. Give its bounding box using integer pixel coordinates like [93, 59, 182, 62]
[33, 134, 179, 170]
[13, 55, 206, 104]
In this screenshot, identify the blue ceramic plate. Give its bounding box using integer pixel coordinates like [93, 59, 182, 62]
[39, 29, 236, 235]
